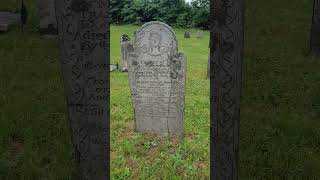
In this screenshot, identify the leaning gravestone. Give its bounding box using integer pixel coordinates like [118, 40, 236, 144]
[38, 0, 57, 34]
[55, 0, 109, 179]
[184, 32, 190, 38]
[196, 30, 203, 39]
[128, 21, 186, 137]
[120, 34, 133, 72]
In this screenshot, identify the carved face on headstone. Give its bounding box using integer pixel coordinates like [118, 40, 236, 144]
[149, 32, 161, 48]
[135, 23, 177, 57]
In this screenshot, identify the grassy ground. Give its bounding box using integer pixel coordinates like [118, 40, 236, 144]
[1, 0, 320, 179]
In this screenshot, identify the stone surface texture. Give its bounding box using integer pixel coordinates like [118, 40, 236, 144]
[184, 32, 190, 38]
[128, 21, 186, 137]
[310, 0, 320, 55]
[38, 0, 57, 29]
[0, 12, 20, 32]
[120, 34, 133, 71]
[55, 0, 110, 179]
[196, 30, 203, 39]
[210, 0, 244, 179]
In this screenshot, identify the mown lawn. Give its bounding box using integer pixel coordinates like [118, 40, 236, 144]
[1, 0, 320, 179]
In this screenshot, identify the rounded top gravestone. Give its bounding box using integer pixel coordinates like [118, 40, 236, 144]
[134, 21, 178, 56]
[127, 21, 186, 137]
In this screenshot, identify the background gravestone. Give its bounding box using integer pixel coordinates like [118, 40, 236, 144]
[55, 0, 110, 179]
[210, 0, 244, 179]
[120, 34, 133, 72]
[310, 0, 320, 55]
[127, 21, 186, 137]
[196, 30, 203, 39]
[38, 0, 57, 34]
[0, 12, 20, 32]
[110, 63, 119, 72]
[184, 32, 190, 38]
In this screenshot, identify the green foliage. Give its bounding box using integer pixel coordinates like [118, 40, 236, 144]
[110, 0, 210, 29]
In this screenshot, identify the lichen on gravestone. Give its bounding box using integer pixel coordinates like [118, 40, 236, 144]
[127, 21, 187, 137]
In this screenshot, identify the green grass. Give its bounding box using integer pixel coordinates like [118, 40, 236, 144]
[0, 0, 320, 179]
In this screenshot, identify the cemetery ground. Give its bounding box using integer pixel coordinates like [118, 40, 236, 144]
[0, 0, 320, 179]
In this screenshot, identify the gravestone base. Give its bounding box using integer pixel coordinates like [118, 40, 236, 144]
[136, 128, 184, 137]
[39, 24, 58, 35]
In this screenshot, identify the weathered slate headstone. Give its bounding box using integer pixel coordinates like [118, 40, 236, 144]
[38, 0, 57, 34]
[127, 21, 186, 137]
[120, 34, 133, 72]
[55, 0, 109, 179]
[210, 0, 244, 179]
[184, 32, 190, 38]
[310, 0, 320, 55]
[196, 30, 203, 39]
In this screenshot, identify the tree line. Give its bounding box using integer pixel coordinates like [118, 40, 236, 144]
[110, 0, 209, 30]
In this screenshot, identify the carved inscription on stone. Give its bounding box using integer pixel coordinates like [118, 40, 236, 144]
[310, 0, 320, 55]
[128, 21, 186, 136]
[211, 0, 244, 179]
[55, 0, 109, 179]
